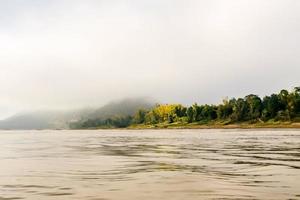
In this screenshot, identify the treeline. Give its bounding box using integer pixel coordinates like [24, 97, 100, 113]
[70, 115, 133, 129]
[70, 87, 300, 129]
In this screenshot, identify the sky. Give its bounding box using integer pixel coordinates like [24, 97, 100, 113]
[0, 0, 299, 119]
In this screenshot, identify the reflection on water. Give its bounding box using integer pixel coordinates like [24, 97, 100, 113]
[0, 129, 299, 200]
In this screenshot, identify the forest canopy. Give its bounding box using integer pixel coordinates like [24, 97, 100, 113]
[70, 87, 300, 129]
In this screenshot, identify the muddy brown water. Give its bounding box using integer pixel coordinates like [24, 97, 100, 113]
[0, 129, 299, 200]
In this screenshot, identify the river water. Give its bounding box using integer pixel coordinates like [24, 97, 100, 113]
[0, 129, 299, 200]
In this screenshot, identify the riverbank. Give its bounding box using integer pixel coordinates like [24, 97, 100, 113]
[127, 121, 300, 129]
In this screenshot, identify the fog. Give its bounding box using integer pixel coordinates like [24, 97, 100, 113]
[0, 0, 299, 119]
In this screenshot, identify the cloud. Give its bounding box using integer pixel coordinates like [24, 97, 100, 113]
[0, 0, 299, 117]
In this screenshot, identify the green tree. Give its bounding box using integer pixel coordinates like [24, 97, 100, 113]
[174, 105, 187, 118]
[186, 106, 194, 123]
[245, 94, 262, 120]
[262, 94, 282, 120]
[287, 87, 300, 117]
[145, 110, 159, 124]
[133, 109, 147, 124]
[217, 99, 233, 120]
[201, 104, 217, 120]
[231, 98, 249, 121]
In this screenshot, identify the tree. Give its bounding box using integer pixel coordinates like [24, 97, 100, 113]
[279, 89, 289, 110]
[186, 106, 194, 123]
[174, 105, 187, 118]
[201, 104, 217, 120]
[262, 94, 282, 120]
[145, 110, 159, 124]
[245, 94, 262, 120]
[217, 99, 233, 120]
[133, 109, 147, 124]
[287, 87, 300, 117]
[231, 98, 249, 121]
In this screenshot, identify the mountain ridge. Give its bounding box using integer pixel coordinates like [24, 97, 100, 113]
[0, 98, 154, 130]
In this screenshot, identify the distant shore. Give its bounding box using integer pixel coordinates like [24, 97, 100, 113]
[70, 87, 300, 130]
[127, 122, 300, 129]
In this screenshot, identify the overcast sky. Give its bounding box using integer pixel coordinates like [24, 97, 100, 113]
[0, 0, 299, 119]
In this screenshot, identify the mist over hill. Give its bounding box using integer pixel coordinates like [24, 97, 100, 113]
[0, 98, 154, 130]
[87, 98, 154, 119]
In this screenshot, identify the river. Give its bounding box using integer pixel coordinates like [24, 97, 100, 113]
[0, 129, 299, 200]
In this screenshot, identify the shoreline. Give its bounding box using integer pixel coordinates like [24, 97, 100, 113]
[1, 125, 300, 131]
[126, 122, 300, 130]
[1, 122, 300, 131]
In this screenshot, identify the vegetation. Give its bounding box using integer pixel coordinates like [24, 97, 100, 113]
[70, 87, 300, 129]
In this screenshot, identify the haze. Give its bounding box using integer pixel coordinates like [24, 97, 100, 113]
[0, 0, 299, 119]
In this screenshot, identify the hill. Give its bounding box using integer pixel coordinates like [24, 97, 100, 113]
[0, 98, 154, 130]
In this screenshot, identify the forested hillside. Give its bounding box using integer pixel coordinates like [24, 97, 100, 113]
[71, 87, 300, 129]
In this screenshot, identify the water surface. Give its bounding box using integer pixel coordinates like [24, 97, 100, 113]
[0, 129, 299, 200]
